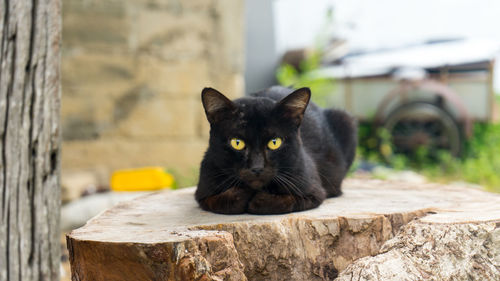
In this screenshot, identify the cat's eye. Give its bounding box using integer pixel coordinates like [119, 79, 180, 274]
[230, 138, 246, 150]
[267, 137, 283, 150]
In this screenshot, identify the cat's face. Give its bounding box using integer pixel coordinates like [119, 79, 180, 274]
[201, 88, 310, 190]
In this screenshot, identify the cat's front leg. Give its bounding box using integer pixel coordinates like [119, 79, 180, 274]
[247, 190, 324, 214]
[198, 186, 254, 214]
[247, 192, 295, 214]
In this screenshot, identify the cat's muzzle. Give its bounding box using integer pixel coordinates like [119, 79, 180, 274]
[239, 169, 273, 190]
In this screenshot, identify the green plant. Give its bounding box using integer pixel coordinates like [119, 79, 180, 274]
[358, 122, 500, 193]
[276, 51, 335, 107]
[453, 123, 500, 192]
[166, 167, 199, 189]
[275, 8, 337, 107]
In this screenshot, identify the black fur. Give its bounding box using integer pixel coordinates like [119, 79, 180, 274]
[196, 86, 357, 214]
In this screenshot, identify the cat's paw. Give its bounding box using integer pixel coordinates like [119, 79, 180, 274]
[199, 187, 253, 214]
[247, 192, 295, 215]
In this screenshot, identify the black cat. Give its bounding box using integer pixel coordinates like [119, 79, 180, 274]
[195, 86, 357, 215]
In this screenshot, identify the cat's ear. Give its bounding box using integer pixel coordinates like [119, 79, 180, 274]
[274, 87, 311, 126]
[201, 87, 236, 124]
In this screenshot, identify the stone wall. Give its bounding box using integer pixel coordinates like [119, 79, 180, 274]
[61, 0, 245, 185]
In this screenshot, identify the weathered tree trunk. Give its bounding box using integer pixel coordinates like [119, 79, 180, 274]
[336, 220, 500, 280]
[0, 0, 61, 280]
[67, 179, 500, 281]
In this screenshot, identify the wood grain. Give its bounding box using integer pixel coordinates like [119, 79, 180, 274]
[0, 0, 61, 280]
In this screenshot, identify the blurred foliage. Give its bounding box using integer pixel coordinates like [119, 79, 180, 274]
[276, 8, 336, 107]
[358, 122, 500, 193]
[166, 167, 199, 189]
[276, 51, 335, 107]
[427, 122, 500, 192]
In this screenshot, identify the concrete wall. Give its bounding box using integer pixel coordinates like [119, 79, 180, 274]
[61, 0, 245, 184]
[244, 0, 277, 94]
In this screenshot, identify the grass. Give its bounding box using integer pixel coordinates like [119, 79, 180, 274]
[355, 99, 500, 193]
[422, 122, 500, 193]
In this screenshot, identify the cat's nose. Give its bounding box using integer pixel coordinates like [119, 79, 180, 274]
[250, 168, 264, 175]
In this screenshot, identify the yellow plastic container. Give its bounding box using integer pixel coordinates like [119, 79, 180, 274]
[110, 167, 175, 191]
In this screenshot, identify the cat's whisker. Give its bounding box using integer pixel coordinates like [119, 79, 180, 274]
[277, 174, 309, 211]
[278, 172, 308, 193]
[317, 171, 335, 187]
[210, 168, 238, 179]
[272, 176, 293, 196]
[284, 180, 304, 197]
[279, 168, 326, 187]
[273, 176, 294, 196]
[212, 174, 238, 194]
[272, 176, 300, 209]
[275, 174, 304, 197]
[280, 173, 308, 187]
[276, 175, 305, 210]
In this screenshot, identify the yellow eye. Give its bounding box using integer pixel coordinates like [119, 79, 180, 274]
[230, 138, 245, 150]
[267, 137, 282, 150]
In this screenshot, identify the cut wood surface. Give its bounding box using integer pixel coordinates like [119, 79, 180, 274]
[67, 179, 500, 281]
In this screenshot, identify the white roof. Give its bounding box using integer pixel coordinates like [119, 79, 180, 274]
[314, 39, 500, 79]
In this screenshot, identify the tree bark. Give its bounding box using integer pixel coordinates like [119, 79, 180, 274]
[336, 220, 500, 280]
[67, 179, 500, 281]
[0, 0, 61, 280]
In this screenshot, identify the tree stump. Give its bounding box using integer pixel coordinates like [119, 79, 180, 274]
[67, 179, 500, 281]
